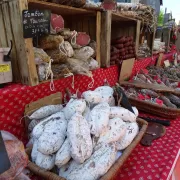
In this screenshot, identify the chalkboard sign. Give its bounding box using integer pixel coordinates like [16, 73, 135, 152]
[0, 131, 11, 174]
[22, 10, 51, 38]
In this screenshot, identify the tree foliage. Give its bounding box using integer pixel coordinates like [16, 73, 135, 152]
[158, 10, 164, 26]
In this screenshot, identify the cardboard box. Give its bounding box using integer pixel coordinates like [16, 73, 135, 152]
[119, 58, 135, 81]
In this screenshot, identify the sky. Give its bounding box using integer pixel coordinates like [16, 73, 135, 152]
[161, 0, 180, 24]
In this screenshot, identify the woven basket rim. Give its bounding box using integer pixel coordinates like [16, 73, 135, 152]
[129, 97, 180, 113]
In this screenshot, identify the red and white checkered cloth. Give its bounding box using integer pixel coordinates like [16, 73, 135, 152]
[0, 56, 179, 179]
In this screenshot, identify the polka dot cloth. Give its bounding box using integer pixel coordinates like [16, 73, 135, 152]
[0, 66, 119, 143]
[115, 113, 180, 180]
[0, 53, 179, 180]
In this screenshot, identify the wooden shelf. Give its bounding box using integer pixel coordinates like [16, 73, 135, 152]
[112, 12, 137, 22]
[28, 0, 96, 16]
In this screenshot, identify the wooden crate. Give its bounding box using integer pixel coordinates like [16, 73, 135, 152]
[0, 0, 101, 86]
[139, 25, 156, 54]
[0, 0, 38, 86]
[29, 0, 101, 63]
[101, 12, 140, 68]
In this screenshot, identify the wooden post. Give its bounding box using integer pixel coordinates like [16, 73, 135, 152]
[151, 27, 156, 55]
[147, 27, 156, 55]
[96, 11, 101, 67]
[0, 0, 39, 86]
[156, 53, 164, 67]
[100, 10, 112, 68]
[162, 28, 171, 53]
[135, 20, 141, 54]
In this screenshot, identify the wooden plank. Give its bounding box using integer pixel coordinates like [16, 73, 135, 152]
[156, 53, 164, 67]
[0, 6, 7, 47]
[135, 20, 141, 53]
[100, 11, 112, 68]
[111, 23, 136, 40]
[112, 12, 137, 22]
[1, 2, 20, 82]
[28, 0, 96, 16]
[89, 17, 96, 40]
[83, 17, 89, 33]
[151, 27, 156, 54]
[9, 0, 38, 85]
[96, 11, 101, 67]
[162, 28, 171, 52]
[120, 81, 175, 93]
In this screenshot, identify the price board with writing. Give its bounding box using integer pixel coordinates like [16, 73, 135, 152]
[22, 10, 51, 38]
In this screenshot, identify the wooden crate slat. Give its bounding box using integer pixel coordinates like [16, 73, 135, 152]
[96, 11, 101, 67]
[1, 2, 20, 82]
[0, 6, 8, 47]
[18, 0, 39, 86]
[10, 0, 38, 85]
[100, 10, 111, 68]
[135, 20, 141, 53]
[28, 0, 96, 16]
[112, 12, 137, 22]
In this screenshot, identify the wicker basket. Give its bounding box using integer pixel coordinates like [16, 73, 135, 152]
[120, 81, 180, 119]
[26, 118, 148, 180]
[129, 97, 180, 119]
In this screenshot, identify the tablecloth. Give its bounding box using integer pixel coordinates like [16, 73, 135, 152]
[0, 66, 119, 142]
[0, 57, 180, 180]
[132, 52, 175, 76]
[170, 153, 180, 180]
[115, 113, 180, 180]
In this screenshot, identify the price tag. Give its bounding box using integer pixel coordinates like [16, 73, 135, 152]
[0, 64, 10, 72]
[22, 10, 51, 38]
[164, 60, 170, 67]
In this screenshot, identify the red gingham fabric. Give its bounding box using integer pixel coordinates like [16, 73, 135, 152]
[132, 52, 175, 76]
[0, 58, 179, 179]
[115, 113, 180, 180]
[0, 66, 119, 143]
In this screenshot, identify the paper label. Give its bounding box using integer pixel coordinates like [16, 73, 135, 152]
[164, 60, 170, 67]
[0, 64, 10, 72]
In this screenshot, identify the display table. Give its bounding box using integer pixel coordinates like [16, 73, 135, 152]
[116, 113, 180, 180]
[0, 57, 179, 179]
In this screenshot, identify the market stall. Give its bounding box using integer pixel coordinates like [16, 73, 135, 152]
[0, 62, 180, 180]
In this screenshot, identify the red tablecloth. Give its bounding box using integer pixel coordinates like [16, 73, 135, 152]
[116, 113, 180, 180]
[132, 52, 175, 76]
[0, 62, 179, 180]
[0, 66, 119, 142]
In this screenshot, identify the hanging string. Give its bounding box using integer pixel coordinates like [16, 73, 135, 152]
[59, 40, 68, 56]
[88, 74, 94, 89]
[64, 72, 75, 89]
[134, 71, 139, 80]
[71, 30, 77, 45]
[45, 59, 55, 91]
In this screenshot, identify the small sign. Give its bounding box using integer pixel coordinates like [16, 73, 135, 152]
[0, 64, 10, 73]
[0, 131, 11, 174]
[22, 10, 51, 38]
[164, 60, 170, 67]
